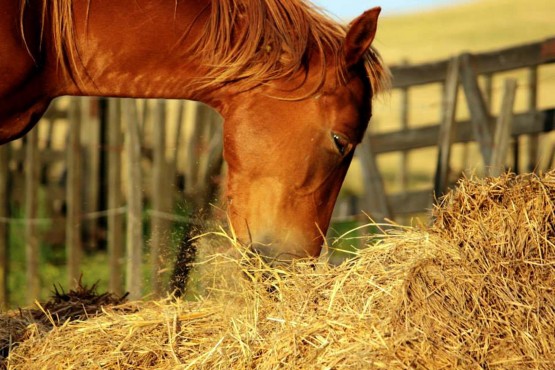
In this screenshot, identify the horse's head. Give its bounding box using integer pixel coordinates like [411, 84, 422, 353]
[213, 8, 388, 259]
[4, 0, 387, 260]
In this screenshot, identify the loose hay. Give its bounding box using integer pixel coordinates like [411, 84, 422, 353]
[4, 171, 555, 369]
[0, 281, 127, 367]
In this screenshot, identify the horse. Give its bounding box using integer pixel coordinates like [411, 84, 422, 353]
[1, 0, 389, 260]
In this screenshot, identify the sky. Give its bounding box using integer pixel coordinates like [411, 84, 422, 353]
[311, 0, 466, 20]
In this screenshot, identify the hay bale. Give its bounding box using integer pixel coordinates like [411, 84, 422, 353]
[5, 172, 555, 369]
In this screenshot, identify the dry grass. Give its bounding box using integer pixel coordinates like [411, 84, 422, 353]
[0, 282, 127, 367]
[3, 171, 555, 369]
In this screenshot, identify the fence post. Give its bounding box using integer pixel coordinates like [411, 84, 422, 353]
[84, 97, 101, 250]
[171, 101, 185, 183]
[150, 100, 171, 295]
[184, 101, 200, 197]
[124, 99, 143, 300]
[459, 53, 494, 165]
[489, 79, 518, 177]
[25, 128, 40, 304]
[0, 143, 8, 308]
[527, 66, 539, 173]
[398, 84, 409, 198]
[398, 59, 410, 197]
[107, 99, 124, 295]
[483, 73, 494, 110]
[66, 98, 83, 288]
[434, 56, 460, 197]
[359, 134, 392, 222]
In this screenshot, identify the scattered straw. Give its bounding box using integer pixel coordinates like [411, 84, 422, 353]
[0, 280, 127, 367]
[3, 171, 555, 369]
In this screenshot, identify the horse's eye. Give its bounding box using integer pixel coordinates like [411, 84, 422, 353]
[332, 133, 350, 156]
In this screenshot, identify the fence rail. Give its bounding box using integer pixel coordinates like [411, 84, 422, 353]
[371, 110, 554, 154]
[390, 37, 555, 88]
[356, 37, 555, 221]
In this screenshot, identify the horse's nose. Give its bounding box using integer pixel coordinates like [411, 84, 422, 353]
[249, 235, 314, 263]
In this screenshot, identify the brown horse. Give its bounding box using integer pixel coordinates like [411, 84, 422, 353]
[1, 0, 389, 259]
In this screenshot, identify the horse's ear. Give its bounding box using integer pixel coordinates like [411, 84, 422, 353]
[344, 7, 381, 68]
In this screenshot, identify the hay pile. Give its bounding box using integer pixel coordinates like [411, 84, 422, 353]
[4, 172, 555, 369]
[1, 282, 127, 367]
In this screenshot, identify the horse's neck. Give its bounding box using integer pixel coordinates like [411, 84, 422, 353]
[66, 0, 218, 105]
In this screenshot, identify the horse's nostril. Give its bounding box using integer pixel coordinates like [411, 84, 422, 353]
[249, 238, 305, 265]
[250, 241, 273, 260]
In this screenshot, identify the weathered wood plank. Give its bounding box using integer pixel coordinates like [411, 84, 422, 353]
[358, 134, 392, 222]
[0, 144, 8, 308]
[169, 100, 185, 187]
[398, 60, 410, 193]
[489, 79, 518, 176]
[483, 73, 494, 110]
[107, 99, 124, 295]
[388, 189, 434, 216]
[84, 97, 101, 251]
[184, 101, 200, 197]
[150, 100, 171, 296]
[66, 98, 83, 288]
[25, 128, 40, 304]
[124, 99, 143, 300]
[527, 66, 539, 173]
[434, 56, 460, 197]
[370, 109, 554, 154]
[391, 37, 555, 88]
[459, 53, 493, 164]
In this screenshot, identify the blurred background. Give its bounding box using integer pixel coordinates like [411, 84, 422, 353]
[1, 0, 555, 308]
[326, 0, 555, 226]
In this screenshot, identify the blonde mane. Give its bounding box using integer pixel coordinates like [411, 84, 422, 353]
[193, 0, 390, 95]
[20, 0, 80, 79]
[19, 0, 389, 95]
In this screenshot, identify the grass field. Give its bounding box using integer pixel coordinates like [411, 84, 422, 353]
[377, 0, 555, 64]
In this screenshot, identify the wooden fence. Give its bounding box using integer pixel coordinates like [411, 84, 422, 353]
[0, 98, 223, 307]
[1, 37, 555, 308]
[346, 37, 555, 222]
